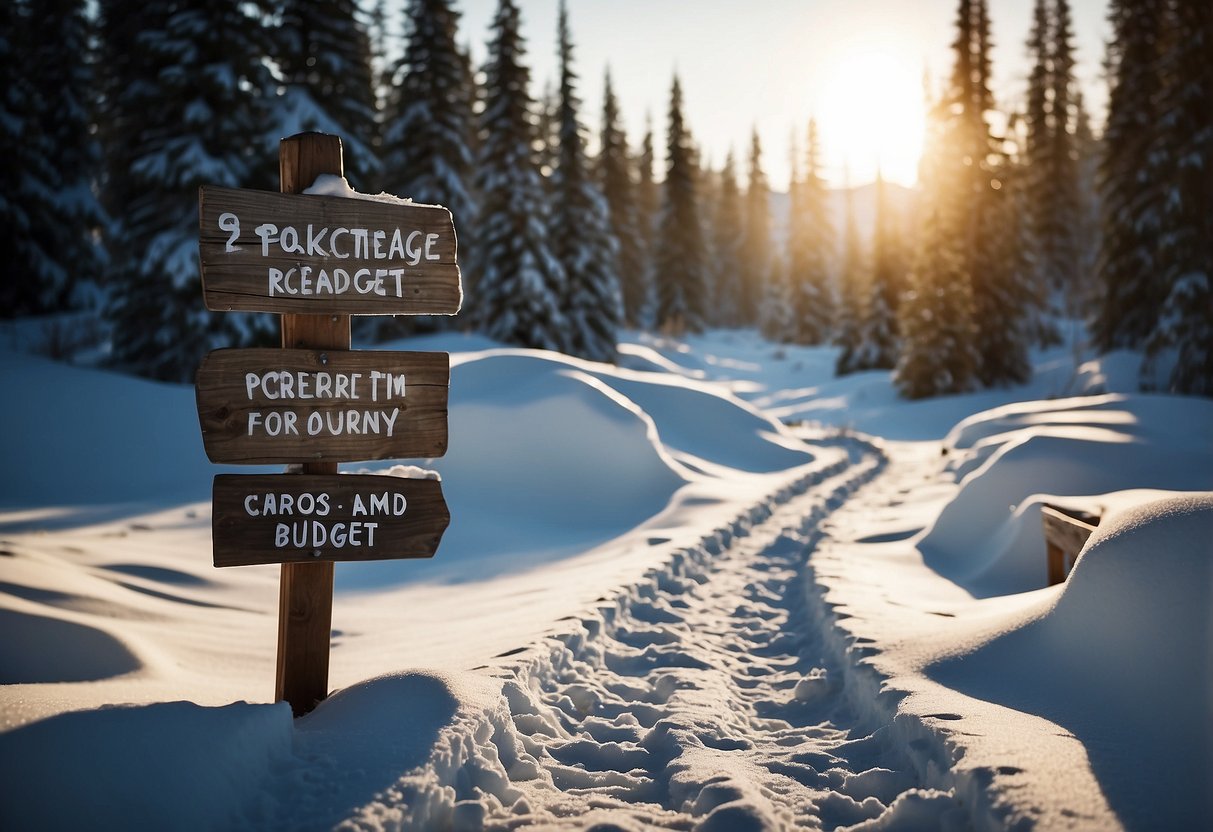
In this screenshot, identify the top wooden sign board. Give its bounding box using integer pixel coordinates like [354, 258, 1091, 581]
[199, 185, 462, 315]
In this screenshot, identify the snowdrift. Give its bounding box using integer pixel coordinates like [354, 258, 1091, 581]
[919, 394, 1213, 596]
[929, 494, 1213, 829]
[0, 353, 260, 515]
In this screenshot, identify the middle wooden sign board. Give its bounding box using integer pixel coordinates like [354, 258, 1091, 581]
[197, 348, 449, 464]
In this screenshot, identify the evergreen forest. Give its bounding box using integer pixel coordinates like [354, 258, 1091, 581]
[1, 0, 1209, 397]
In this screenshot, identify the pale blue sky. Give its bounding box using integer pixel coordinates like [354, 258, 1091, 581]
[447, 1, 1110, 189]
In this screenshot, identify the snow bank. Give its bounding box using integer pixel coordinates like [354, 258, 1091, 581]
[0, 699, 291, 831]
[930, 494, 1213, 829]
[920, 394, 1213, 596]
[254, 670, 534, 830]
[590, 371, 813, 473]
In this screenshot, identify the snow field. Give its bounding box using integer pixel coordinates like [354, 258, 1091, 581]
[2, 328, 1210, 830]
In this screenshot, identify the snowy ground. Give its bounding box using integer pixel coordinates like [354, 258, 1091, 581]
[0, 327, 1210, 830]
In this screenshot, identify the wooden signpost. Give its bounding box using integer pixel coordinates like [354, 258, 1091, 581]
[195, 132, 461, 716]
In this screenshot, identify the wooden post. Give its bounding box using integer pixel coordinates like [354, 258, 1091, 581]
[1041, 504, 1099, 587]
[275, 132, 347, 716]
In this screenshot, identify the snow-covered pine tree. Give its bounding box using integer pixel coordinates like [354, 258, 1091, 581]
[787, 119, 834, 345]
[0, 1, 54, 317]
[1071, 92, 1102, 309]
[13, 0, 107, 315]
[1023, 0, 1082, 328]
[275, 0, 380, 187]
[896, 205, 977, 398]
[712, 150, 745, 328]
[378, 0, 478, 339]
[470, 0, 567, 351]
[833, 185, 866, 376]
[951, 0, 1032, 387]
[696, 144, 725, 327]
[383, 0, 476, 242]
[1146, 0, 1213, 395]
[550, 1, 621, 362]
[1094, 0, 1166, 352]
[653, 75, 706, 335]
[633, 118, 661, 326]
[599, 69, 646, 329]
[100, 0, 276, 381]
[0, 0, 31, 315]
[740, 129, 772, 326]
[896, 102, 979, 398]
[894, 9, 981, 398]
[854, 170, 902, 370]
[759, 253, 796, 342]
[535, 81, 559, 182]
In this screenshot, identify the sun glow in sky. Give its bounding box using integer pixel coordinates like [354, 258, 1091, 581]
[813, 47, 926, 188]
[452, 1, 1109, 191]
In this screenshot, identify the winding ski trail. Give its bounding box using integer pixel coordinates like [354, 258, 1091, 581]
[476, 439, 963, 830]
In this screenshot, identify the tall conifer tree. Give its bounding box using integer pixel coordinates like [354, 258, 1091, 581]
[632, 119, 660, 328]
[471, 0, 567, 350]
[786, 119, 834, 344]
[0, 0, 31, 315]
[713, 150, 745, 327]
[101, 0, 275, 381]
[1146, 0, 1213, 394]
[382, 0, 476, 237]
[654, 76, 706, 334]
[275, 0, 380, 186]
[13, 0, 107, 314]
[1095, 0, 1166, 351]
[834, 185, 866, 376]
[600, 70, 646, 328]
[958, 0, 1032, 387]
[551, 1, 621, 361]
[760, 254, 797, 342]
[740, 129, 772, 325]
[379, 0, 478, 337]
[855, 171, 902, 369]
[895, 5, 985, 397]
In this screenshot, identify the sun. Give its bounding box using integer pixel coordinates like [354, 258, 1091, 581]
[816, 48, 925, 188]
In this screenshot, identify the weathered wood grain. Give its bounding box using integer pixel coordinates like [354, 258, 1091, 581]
[196, 348, 449, 464]
[212, 474, 450, 568]
[199, 184, 462, 315]
[1042, 504, 1099, 585]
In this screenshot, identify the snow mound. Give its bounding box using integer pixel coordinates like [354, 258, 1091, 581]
[930, 494, 1213, 829]
[0, 699, 291, 832]
[0, 608, 141, 684]
[337, 350, 693, 588]
[591, 371, 813, 474]
[921, 395, 1213, 596]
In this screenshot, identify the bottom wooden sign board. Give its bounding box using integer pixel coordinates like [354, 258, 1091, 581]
[212, 474, 449, 567]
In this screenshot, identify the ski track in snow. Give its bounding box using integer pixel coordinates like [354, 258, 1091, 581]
[328, 439, 964, 831]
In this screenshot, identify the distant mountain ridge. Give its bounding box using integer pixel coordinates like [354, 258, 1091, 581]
[768, 181, 918, 251]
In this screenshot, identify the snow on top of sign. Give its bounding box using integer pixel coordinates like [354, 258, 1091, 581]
[368, 464, 441, 481]
[303, 174, 447, 211]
